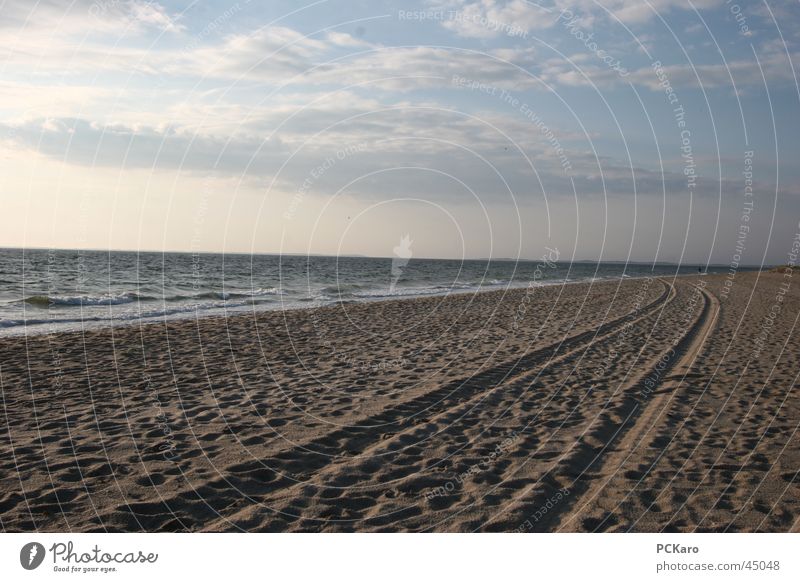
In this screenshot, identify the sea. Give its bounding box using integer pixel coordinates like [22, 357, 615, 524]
[0, 248, 753, 337]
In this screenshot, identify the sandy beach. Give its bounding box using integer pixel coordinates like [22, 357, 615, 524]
[0, 271, 797, 532]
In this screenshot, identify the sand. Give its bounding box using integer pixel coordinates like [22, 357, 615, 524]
[0, 272, 798, 532]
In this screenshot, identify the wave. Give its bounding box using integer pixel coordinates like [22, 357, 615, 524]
[1, 294, 286, 332]
[317, 283, 367, 296]
[342, 279, 519, 300]
[23, 292, 143, 307]
[20, 287, 284, 307]
[352, 287, 448, 299]
[191, 287, 283, 301]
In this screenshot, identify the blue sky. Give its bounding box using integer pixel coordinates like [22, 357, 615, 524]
[1, 0, 798, 264]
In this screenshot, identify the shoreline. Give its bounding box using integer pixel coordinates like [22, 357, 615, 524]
[0, 270, 740, 340]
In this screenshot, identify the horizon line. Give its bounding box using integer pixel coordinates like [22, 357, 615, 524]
[0, 245, 775, 269]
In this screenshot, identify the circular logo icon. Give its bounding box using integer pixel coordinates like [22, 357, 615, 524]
[20, 542, 46, 570]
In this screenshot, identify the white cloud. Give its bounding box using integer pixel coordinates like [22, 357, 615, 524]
[0, 0, 183, 37]
[0, 0, 184, 80]
[125, 0, 184, 33]
[596, 0, 722, 24]
[440, 0, 556, 38]
[3, 102, 753, 206]
[325, 31, 373, 48]
[626, 49, 798, 90]
[431, 0, 725, 39]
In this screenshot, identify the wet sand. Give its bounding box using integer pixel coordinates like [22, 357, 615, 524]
[1, 272, 798, 532]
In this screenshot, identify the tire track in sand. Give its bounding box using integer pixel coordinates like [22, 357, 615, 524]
[478, 281, 718, 532]
[548, 282, 718, 532]
[187, 280, 670, 530]
[197, 280, 675, 530]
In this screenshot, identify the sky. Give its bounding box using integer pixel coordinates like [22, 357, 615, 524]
[0, 0, 798, 264]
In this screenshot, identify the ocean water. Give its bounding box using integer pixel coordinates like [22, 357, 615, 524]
[0, 248, 750, 336]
